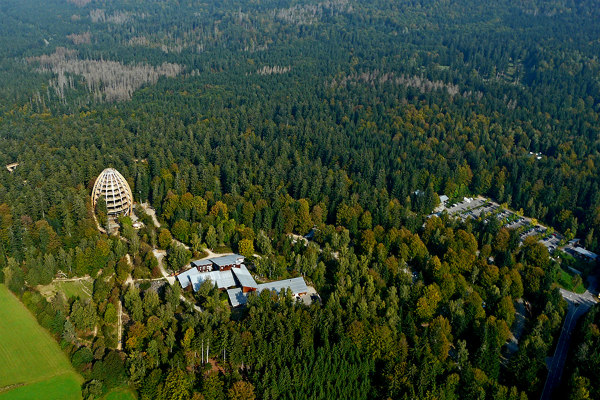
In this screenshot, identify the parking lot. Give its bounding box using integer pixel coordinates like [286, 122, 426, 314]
[468, 203, 498, 218]
[446, 197, 487, 218]
[506, 217, 528, 230]
[540, 234, 562, 253]
[442, 196, 566, 255]
[520, 225, 547, 241]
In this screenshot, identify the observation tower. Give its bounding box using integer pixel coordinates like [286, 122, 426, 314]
[91, 168, 133, 217]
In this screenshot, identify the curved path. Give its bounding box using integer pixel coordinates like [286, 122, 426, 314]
[138, 202, 161, 228]
[540, 283, 597, 400]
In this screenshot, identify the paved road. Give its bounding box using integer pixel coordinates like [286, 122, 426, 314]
[540, 286, 597, 400]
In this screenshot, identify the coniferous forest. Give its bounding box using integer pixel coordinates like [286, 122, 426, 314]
[1, 0, 600, 399]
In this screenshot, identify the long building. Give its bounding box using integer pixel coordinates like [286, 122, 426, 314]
[177, 255, 242, 290]
[175, 254, 309, 307]
[227, 277, 309, 307]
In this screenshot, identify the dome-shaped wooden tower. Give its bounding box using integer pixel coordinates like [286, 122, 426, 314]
[91, 168, 133, 217]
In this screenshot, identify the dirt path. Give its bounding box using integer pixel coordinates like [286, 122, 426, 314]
[198, 248, 233, 259]
[117, 300, 123, 350]
[79, 280, 92, 297]
[173, 238, 190, 250]
[139, 202, 161, 228]
[506, 299, 527, 355]
[53, 276, 91, 282]
[152, 249, 175, 285]
[180, 294, 203, 313]
[138, 203, 204, 313]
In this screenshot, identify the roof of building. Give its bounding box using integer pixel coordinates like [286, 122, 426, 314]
[209, 254, 244, 267]
[305, 228, 316, 240]
[227, 276, 309, 307]
[176, 268, 200, 289]
[573, 247, 598, 260]
[227, 288, 249, 308]
[191, 270, 236, 291]
[439, 195, 449, 203]
[231, 264, 258, 288]
[257, 277, 308, 296]
[191, 259, 213, 268]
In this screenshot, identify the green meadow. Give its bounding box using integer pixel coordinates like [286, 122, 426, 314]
[0, 285, 82, 400]
[103, 388, 137, 400]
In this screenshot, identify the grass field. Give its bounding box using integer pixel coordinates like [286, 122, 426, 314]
[556, 269, 586, 294]
[103, 388, 136, 400]
[0, 374, 81, 400]
[38, 280, 92, 302]
[0, 285, 82, 399]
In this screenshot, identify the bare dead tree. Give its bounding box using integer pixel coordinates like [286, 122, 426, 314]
[67, 32, 91, 45]
[331, 70, 463, 97]
[256, 65, 291, 75]
[27, 47, 183, 102]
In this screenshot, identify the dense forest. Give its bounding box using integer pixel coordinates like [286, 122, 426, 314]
[0, 0, 599, 399]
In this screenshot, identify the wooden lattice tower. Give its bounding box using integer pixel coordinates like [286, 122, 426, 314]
[91, 168, 133, 217]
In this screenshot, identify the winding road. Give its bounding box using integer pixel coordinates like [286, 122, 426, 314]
[540, 281, 597, 400]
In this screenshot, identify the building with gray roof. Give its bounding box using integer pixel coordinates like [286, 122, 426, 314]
[231, 264, 258, 290]
[257, 277, 308, 296]
[177, 268, 201, 289]
[177, 255, 243, 290]
[572, 246, 598, 261]
[191, 270, 236, 291]
[209, 254, 244, 270]
[226, 276, 309, 307]
[191, 259, 213, 272]
[227, 288, 249, 308]
[177, 255, 311, 308]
